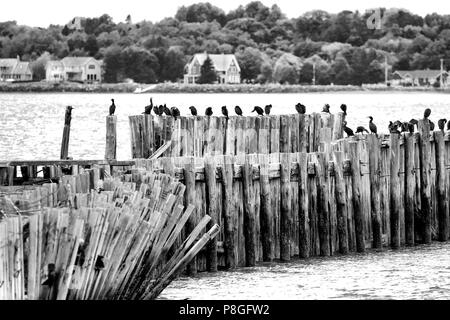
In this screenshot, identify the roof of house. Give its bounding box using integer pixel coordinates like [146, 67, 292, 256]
[191, 53, 240, 72]
[46, 61, 64, 68]
[0, 59, 18, 68]
[61, 57, 98, 68]
[11, 62, 31, 75]
[394, 70, 448, 79]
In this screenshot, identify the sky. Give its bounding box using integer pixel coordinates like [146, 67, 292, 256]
[1, 0, 449, 27]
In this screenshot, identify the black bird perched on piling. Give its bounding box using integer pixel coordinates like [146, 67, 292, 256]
[144, 97, 153, 114]
[438, 119, 447, 131]
[265, 104, 272, 115]
[343, 121, 354, 137]
[424, 108, 431, 119]
[295, 103, 306, 114]
[356, 126, 369, 134]
[221, 106, 229, 119]
[163, 104, 171, 116]
[109, 99, 116, 116]
[205, 107, 213, 116]
[189, 106, 197, 116]
[447, 120, 450, 131]
[322, 104, 331, 113]
[252, 106, 264, 116]
[235, 105, 243, 116]
[340, 104, 347, 115]
[368, 116, 378, 137]
[153, 105, 163, 116]
[430, 120, 435, 131]
[171, 107, 180, 120]
[388, 121, 400, 134]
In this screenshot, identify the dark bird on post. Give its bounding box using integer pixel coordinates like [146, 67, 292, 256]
[438, 119, 447, 131]
[388, 121, 400, 134]
[171, 107, 180, 120]
[251, 106, 264, 116]
[163, 104, 171, 116]
[409, 118, 418, 126]
[295, 103, 306, 114]
[322, 104, 331, 113]
[343, 121, 354, 137]
[447, 120, 450, 131]
[144, 97, 153, 114]
[401, 122, 410, 132]
[407, 123, 415, 133]
[340, 104, 347, 115]
[264, 104, 272, 115]
[221, 106, 229, 119]
[109, 99, 116, 116]
[189, 106, 198, 116]
[205, 107, 213, 116]
[235, 105, 243, 116]
[153, 105, 162, 116]
[368, 116, 378, 137]
[430, 120, 435, 131]
[424, 108, 431, 119]
[356, 126, 369, 134]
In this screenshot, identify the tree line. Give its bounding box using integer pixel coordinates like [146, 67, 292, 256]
[1, 2, 449, 85]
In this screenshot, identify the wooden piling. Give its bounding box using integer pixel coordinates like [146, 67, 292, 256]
[390, 133, 401, 249]
[404, 133, 416, 246]
[105, 116, 117, 160]
[60, 106, 73, 160]
[418, 120, 432, 244]
[280, 153, 292, 261]
[434, 131, 449, 241]
[221, 155, 236, 268]
[297, 152, 310, 258]
[204, 156, 218, 271]
[333, 151, 348, 254]
[349, 141, 365, 252]
[367, 135, 382, 249]
[242, 154, 256, 267]
[258, 154, 273, 261]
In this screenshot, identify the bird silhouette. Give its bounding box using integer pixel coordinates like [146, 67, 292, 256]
[295, 103, 306, 114]
[189, 106, 198, 116]
[109, 99, 116, 116]
[163, 104, 171, 116]
[430, 120, 435, 131]
[356, 126, 369, 134]
[221, 106, 229, 119]
[252, 106, 264, 116]
[264, 104, 272, 115]
[235, 106, 243, 116]
[322, 104, 331, 113]
[144, 97, 153, 115]
[424, 108, 431, 119]
[438, 119, 447, 131]
[343, 121, 354, 137]
[205, 107, 213, 116]
[153, 105, 163, 116]
[368, 116, 378, 137]
[340, 104, 347, 115]
[447, 120, 450, 131]
[171, 107, 180, 120]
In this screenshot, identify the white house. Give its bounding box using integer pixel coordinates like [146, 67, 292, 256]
[184, 52, 241, 84]
[45, 57, 103, 83]
[392, 70, 448, 87]
[0, 56, 33, 82]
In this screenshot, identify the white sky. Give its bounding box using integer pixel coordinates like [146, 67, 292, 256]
[1, 0, 449, 27]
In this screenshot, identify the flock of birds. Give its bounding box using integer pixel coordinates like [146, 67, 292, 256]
[107, 98, 449, 136]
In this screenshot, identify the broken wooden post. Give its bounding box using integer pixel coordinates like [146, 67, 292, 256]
[60, 106, 73, 160]
[105, 116, 117, 160]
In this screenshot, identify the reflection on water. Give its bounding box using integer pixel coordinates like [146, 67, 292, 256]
[1, 91, 450, 160]
[160, 242, 450, 300]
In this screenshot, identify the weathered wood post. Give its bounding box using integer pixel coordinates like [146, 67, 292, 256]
[368, 134, 382, 249]
[184, 157, 197, 275]
[60, 106, 73, 159]
[333, 151, 349, 254]
[316, 152, 330, 256]
[242, 154, 256, 267]
[105, 116, 117, 160]
[404, 132, 416, 246]
[258, 154, 273, 261]
[418, 120, 432, 244]
[434, 131, 449, 241]
[204, 156, 218, 272]
[280, 153, 292, 261]
[390, 133, 401, 249]
[349, 141, 365, 252]
[222, 155, 236, 268]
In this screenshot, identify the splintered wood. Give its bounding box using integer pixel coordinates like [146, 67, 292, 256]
[0, 171, 219, 300]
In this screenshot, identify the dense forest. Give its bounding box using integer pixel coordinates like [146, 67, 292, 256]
[1, 2, 449, 85]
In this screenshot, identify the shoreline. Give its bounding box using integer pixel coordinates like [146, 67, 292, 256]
[1, 81, 450, 94]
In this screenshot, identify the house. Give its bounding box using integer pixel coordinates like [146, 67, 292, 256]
[45, 57, 102, 83]
[392, 70, 448, 87]
[184, 52, 241, 84]
[0, 56, 33, 82]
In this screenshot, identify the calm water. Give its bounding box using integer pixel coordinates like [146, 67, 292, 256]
[0, 91, 449, 160]
[1, 91, 450, 300]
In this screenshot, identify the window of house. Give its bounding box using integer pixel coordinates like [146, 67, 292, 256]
[89, 65, 95, 69]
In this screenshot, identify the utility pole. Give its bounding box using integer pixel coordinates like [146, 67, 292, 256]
[312, 62, 316, 86]
[440, 58, 444, 88]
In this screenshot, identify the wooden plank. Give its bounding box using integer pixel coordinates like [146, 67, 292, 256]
[258, 154, 272, 261]
[204, 156, 218, 272]
[404, 133, 416, 246]
[390, 133, 401, 249]
[242, 154, 256, 267]
[349, 141, 365, 252]
[418, 120, 432, 244]
[434, 131, 449, 241]
[280, 153, 292, 261]
[221, 155, 236, 268]
[297, 152, 310, 258]
[368, 134, 382, 249]
[60, 106, 73, 160]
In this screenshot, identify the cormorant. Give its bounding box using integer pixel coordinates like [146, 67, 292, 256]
[447, 120, 450, 131]
[189, 106, 198, 116]
[424, 108, 431, 119]
[295, 103, 306, 114]
[264, 104, 272, 115]
[343, 121, 354, 137]
[430, 121, 435, 131]
[221, 106, 229, 119]
[154, 105, 163, 116]
[144, 97, 153, 115]
[235, 106, 243, 116]
[356, 126, 369, 134]
[109, 99, 116, 116]
[205, 107, 213, 116]
[171, 107, 180, 120]
[438, 119, 447, 131]
[368, 116, 378, 137]
[340, 104, 347, 116]
[251, 106, 264, 116]
[389, 121, 401, 134]
[407, 123, 415, 133]
[163, 104, 171, 116]
[322, 104, 331, 113]
[409, 119, 418, 126]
